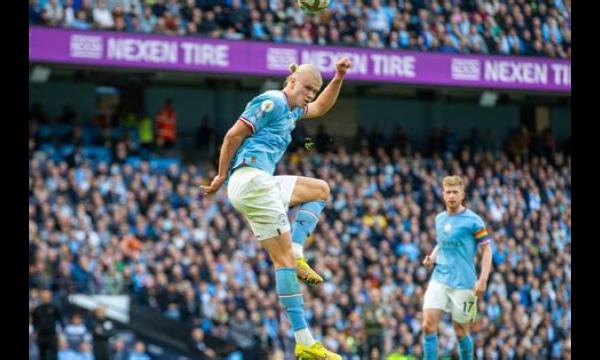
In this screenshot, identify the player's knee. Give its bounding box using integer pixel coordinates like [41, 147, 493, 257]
[316, 179, 330, 201]
[453, 324, 469, 338]
[422, 316, 437, 334]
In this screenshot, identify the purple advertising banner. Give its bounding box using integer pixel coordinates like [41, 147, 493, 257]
[30, 26, 570, 93]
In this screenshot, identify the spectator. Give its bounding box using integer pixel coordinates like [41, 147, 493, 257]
[128, 341, 151, 360]
[367, 0, 389, 34]
[112, 338, 129, 360]
[467, 24, 488, 53]
[79, 341, 95, 360]
[45, 0, 64, 26]
[80, 0, 95, 23]
[229, 309, 257, 359]
[64, 313, 91, 350]
[30, 0, 44, 24]
[93, 0, 114, 29]
[57, 337, 79, 360]
[63, 0, 76, 26]
[152, 0, 167, 18]
[249, 9, 267, 40]
[198, 10, 218, 35]
[190, 328, 218, 359]
[180, 0, 196, 23]
[32, 289, 63, 360]
[363, 288, 387, 356]
[439, 34, 459, 53]
[102, 264, 125, 295]
[113, 5, 128, 32]
[139, 6, 157, 33]
[70, 10, 91, 30]
[367, 31, 385, 48]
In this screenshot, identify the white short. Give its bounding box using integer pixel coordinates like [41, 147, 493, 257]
[423, 280, 478, 324]
[227, 166, 297, 241]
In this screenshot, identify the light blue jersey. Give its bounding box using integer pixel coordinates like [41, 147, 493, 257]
[229, 90, 306, 177]
[432, 208, 491, 289]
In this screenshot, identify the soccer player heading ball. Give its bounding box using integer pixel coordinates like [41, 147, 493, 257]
[203, 58, 352, 359]
[421, 176, 493, 360]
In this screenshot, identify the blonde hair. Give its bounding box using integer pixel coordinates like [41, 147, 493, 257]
[285, 63, 323, 86]
[442, 175, 464, 190]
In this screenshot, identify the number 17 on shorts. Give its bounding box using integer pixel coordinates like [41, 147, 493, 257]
[462, 294, 478, 323]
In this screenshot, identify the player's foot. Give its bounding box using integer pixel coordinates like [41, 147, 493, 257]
[295, 257, 323, 286]
[295, 341, 342, 360]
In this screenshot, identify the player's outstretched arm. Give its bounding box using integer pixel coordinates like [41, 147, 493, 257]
[303, 58, 352, 119]
[473, 243, 492, 298]
[202, 120, 252, 195]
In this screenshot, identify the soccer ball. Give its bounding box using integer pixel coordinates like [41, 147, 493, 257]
[298, 0, 330, 13]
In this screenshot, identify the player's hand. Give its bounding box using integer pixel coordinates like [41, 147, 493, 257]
[335, 58, 352, 78]
[422, 255, 434, 269]
[473, 279, 487, 299]
[201, 175, 225, 195]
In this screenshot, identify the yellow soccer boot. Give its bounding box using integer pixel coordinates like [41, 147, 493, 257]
[295, 257, 324, 286]
[295, 341, 342, 360]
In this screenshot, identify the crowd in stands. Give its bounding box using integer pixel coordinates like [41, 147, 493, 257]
[29, 0, 571, 58]
[30, 102, 571, 359]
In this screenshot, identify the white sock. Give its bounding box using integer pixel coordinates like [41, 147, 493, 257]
[294, 328, 315, 346]
[292, 243, 304, 258]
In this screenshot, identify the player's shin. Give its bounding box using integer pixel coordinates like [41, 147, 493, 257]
[291, 200, 326, 257]
[292, 200, 325, 257]
[423, 333, 439, 360]
[458, 335, 474, 360]
[275, 267, 315, 346]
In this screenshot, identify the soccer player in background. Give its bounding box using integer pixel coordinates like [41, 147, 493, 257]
[202, 58, 352, 359]
[421, 176, 493, 360]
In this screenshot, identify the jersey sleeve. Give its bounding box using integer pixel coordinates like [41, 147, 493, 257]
[238, 93, 285, 133]
[472, 215, 491, 246]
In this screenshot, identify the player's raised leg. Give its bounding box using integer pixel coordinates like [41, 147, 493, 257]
[422, 308, 443, 360]
[453, 321, 473, 360]
[260, 233, 341, 360]
[287, 176, 330, 285]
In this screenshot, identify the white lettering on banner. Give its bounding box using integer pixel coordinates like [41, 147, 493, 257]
[180, 43, 229, 67]
[370, 54, 415, 77]
[551, 64, 571, 86]
[70, 35, 103, 59]
[451, 59, 481, 81]
[107, 38, 178, 63]
[300, 50, 368, 74]
[484, 61, 548, 84]
[266, 48, 298, 70]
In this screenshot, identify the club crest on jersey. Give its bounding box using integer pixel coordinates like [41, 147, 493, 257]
[444, 223, 452, 233]
[261, 100, 274, 112]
